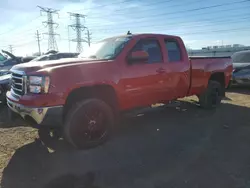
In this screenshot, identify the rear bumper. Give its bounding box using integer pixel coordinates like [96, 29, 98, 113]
[7, 98, 63, 127]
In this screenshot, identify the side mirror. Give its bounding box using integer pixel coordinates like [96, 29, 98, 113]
[127, 50, 149, 64]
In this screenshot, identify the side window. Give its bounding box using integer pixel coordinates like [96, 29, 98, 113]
[3, 59, 17, 66]
[49, 55, 58, 60]
[58, 54, 65, 59]
[165, 40, 182, 62]
[40, 56, 49, 61]
[133, 39, 163, 64]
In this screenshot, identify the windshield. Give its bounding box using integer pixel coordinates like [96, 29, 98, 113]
[0, 53, 7, 61]
[78, 36, 131, 60]
[232, 51, 250, 63]
[2, 59, 15, 66]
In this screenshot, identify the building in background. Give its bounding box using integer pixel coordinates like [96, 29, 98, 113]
[188, 44, 250, 57]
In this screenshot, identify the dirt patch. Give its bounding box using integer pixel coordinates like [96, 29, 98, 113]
[0, 89, 250, 188]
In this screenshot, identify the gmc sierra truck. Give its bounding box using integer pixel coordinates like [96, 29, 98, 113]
[7, 33, 232, 149]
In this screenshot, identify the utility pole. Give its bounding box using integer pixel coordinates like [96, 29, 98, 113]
[68, 12, 87, 53]
[35, 30, 41, 55]
[68, 26, 71, 52]
[38, 6, 59, 51]
[86, 29, 92, 47]
[9, 45, 13, 53]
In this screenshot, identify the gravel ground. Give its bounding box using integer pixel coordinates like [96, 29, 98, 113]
[0, 88, 250, 188]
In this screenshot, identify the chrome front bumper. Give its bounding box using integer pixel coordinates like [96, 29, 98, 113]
[7, 99, 63, 126]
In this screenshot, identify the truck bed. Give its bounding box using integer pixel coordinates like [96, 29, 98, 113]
[188, 56, 232, 96]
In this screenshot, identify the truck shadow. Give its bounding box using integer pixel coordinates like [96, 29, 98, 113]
[227, 86, 250, 95]
[2, 100, 250, 188]
[0, 105, 27, 128]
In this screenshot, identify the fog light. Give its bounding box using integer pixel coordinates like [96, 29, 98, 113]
[29, 86, 41, 93]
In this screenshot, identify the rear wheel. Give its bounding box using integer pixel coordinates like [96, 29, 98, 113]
[63, 99, 114, 149]
[226, 80, 232, 89]
[199, 80, 222, 109]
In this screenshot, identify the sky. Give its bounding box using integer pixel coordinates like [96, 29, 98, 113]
[0, 0, 250, 56]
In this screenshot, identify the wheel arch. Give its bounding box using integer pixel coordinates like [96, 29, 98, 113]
[63, 84, 120, 119]
[209, 72, 225, 96]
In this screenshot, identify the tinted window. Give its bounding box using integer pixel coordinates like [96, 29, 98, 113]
[165, 40, 181, 62]
[58, 54, 67, 59]
[3, 59, 17, 66]
[60, 53, 73, 58]
[49, 55, 58, 60]
[133, 39, 162, 64]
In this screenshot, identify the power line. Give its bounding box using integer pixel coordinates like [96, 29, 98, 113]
[87, 1, 250, 27]
[92, 27, 250, 42]
[0, 16, 41, 36]
[88, 15, 250, 33]
[179, 27, 250, 36]
[59, 0, 197, 20]
[38, 6, 60, 51]
[45, 17, 250, 45]
[85, 0, 250, 19]
[68, 12, 87, 53]
[71, 0, 142, 12]
[86, 0, 201, 18]
[14, 41, 35, 47]
[86, 5, 250, 27]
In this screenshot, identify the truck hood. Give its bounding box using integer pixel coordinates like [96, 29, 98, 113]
[11, 58, 108, 73]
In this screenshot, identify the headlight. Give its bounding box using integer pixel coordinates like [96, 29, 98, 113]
[29, 76, 43, 85]
[28, 76, 50, 94]
[29, 85, 42, 93]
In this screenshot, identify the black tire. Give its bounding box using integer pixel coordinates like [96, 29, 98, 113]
[0, 92, 7, 105]
[63, 99, 115, 149]
[199, 80, 223, 109]
[226, 80, 232, 89]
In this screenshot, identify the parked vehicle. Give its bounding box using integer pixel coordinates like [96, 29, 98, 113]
[230, 50, 250, 87]
[6, 33, 232, 149]
[30, 52, 79, 62]
[0, 52, 7, 62]
[0, 73, 11, 103]
[0, 50, 35, 102]
[0, 50, 35, 72]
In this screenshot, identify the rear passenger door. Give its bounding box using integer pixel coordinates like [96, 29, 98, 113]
[120, 38, 169, 109]
[164, 38, 190, 99]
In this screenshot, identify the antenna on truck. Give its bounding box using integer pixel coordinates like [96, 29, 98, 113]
[127, 31, 132, 35]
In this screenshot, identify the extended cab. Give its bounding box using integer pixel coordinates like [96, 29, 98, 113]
[6, 33, 233, 149]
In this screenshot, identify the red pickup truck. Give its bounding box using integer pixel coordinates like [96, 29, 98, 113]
[7, 33, 232, 149]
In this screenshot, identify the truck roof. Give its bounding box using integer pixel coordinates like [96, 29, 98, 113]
[102, 33, 180, 41]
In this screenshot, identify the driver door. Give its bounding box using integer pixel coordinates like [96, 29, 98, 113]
[120, 38, 168, 109]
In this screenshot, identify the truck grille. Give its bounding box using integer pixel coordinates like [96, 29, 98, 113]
[11, 71, 26, 97]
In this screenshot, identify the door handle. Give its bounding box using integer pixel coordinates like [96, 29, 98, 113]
[156, 67, 166, 74]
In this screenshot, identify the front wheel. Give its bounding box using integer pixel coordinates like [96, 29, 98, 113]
[199, 80, 223, 109]
[63, 99, 115, 149]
